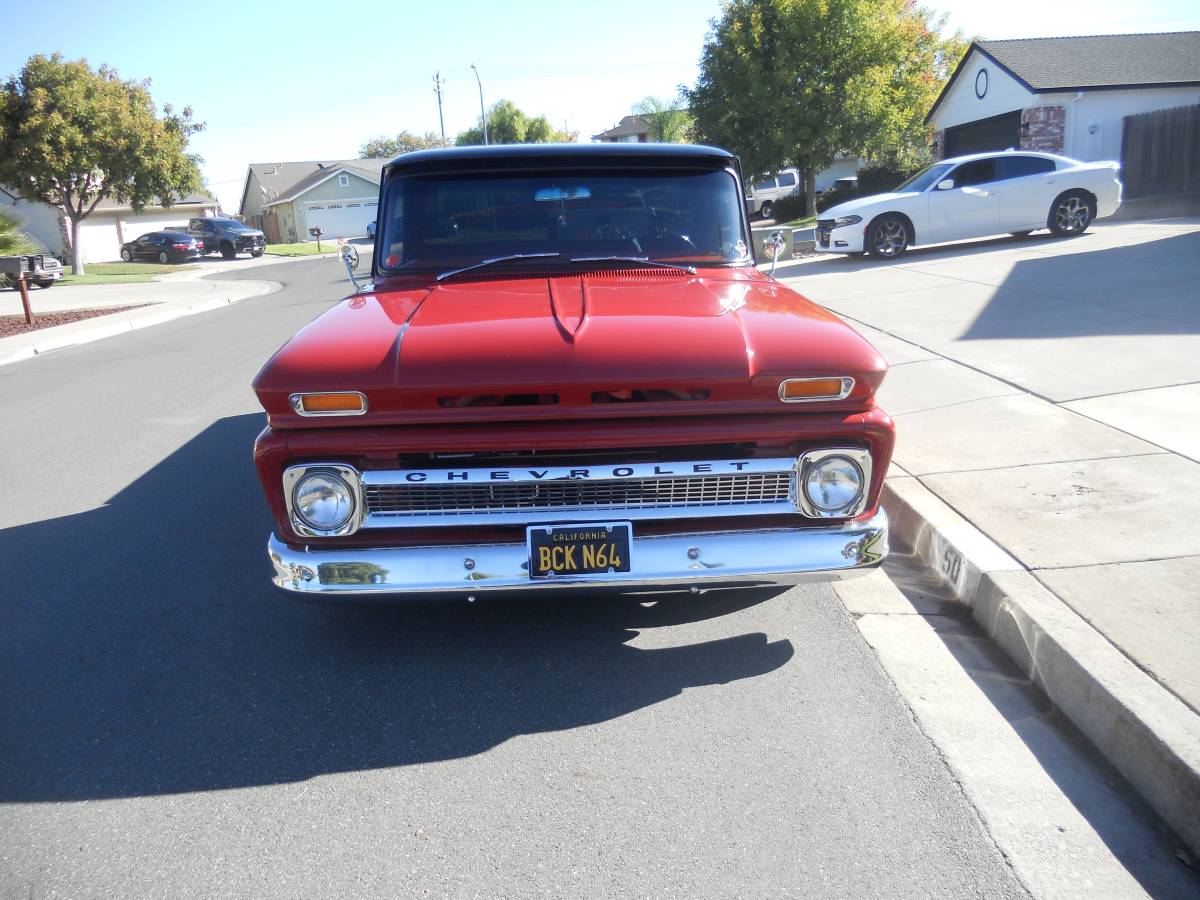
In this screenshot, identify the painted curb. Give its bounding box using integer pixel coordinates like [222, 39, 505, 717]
[0, 280, 278, 367]
[882, 477, 1200, 855]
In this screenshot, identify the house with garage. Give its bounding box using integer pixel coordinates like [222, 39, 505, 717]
[0, 186, 218, 263]
[238, 159, 386, 243]
[927, 31, 1200, 162]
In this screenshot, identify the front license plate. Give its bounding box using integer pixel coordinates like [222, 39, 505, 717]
[527, 522, 632, 578]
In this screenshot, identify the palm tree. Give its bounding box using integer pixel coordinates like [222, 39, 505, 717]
[632, 96, 694, 143]
[0, 209, 39, 257]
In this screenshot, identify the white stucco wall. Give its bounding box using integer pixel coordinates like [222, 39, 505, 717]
[930, 49, 1034, 132]
[1049, 86, 1200, 161]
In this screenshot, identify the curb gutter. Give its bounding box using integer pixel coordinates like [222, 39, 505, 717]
[883, 476, 1200, 856]
[0, 280, 277, 368]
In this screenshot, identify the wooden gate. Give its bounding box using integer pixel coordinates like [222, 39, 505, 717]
[1121, 103, 1200, 200]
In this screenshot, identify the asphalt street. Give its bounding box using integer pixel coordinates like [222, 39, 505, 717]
[1, 258, 1027, 898]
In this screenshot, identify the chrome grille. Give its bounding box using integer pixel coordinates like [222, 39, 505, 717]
[362, 468, 796, 527]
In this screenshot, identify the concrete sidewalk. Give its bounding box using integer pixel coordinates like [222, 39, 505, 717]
[775, 217, 1200, 852]
[0, 248, 367, 366]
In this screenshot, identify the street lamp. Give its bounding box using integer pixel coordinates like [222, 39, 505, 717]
[470, 64, 489, 145]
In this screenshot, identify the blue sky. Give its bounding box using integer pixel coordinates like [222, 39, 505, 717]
[1, 0, 1197, 212]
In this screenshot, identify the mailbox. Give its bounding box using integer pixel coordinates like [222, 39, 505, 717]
[0, 255, 41, 277]
[308, 227, 324, 239]
[0, 255, 41, 325]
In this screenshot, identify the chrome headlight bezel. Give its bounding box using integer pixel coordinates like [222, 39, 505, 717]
[793, 448, 872, 518]
[282, 464, 363, 537]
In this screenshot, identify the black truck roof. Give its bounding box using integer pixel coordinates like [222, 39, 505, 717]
[383, 143, 737, 177]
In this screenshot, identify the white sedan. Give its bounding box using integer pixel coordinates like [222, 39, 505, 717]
[815, 151, 1122, 259]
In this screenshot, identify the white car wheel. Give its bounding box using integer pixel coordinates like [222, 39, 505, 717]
[120, 248, 132, 262]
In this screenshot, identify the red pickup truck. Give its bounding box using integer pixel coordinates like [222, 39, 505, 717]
[252, 144, 893, 598]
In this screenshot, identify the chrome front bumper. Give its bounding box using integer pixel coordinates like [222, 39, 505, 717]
[267, 509, 888, 598]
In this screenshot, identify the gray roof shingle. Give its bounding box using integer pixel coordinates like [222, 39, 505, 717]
[978, 31, 1200, 91]
[240, 158, 387, 214]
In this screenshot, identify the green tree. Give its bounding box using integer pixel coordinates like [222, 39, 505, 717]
[456, 100, 576, 145]
[0, 54, 203, 274]
[689, 0, 965, 216]
[632, 94, 694, 143]
[359, 130, 450, 158]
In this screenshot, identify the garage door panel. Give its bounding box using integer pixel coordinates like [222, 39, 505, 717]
[121, 212, 191, 242]
[304, 200, 375, 240]
[945, 111, 1021, 157]
[77, 219, 121, 264]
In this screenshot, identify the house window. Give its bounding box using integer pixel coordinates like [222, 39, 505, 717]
[338, 174, 349, 188]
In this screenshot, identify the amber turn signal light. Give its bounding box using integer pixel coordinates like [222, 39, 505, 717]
[778, 377, 854, 403]
[289, 391, 368, 416]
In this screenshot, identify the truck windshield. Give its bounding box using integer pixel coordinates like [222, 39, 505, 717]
[377, 169, 750, 273]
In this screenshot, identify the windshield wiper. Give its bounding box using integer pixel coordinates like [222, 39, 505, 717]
[436, 252, 561, 281]
[569, 256, 696, 275]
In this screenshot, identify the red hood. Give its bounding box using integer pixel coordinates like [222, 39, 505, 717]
[253, 267, 887, 427]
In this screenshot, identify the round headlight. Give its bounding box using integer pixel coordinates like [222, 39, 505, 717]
[293, 471, 355, 532]
[803, 455, 864, 514]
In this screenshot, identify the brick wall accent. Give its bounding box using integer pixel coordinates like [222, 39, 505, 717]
[930, 130, 945, 161]
[1020, 106, 1065, 153]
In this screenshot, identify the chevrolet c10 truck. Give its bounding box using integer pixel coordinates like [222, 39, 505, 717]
[252, 144, 893, 598]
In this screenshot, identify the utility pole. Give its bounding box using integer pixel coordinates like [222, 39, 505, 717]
[470, 64, 488, 145]
[433, 72, 446, 142]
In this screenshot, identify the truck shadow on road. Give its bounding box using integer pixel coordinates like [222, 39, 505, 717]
[0, 414, 794, 803]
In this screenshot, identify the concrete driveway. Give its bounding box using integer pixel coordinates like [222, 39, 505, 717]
[775, 217, 1200, 783]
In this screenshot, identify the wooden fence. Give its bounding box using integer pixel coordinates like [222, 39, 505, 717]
[1120, 103, 1200, 200]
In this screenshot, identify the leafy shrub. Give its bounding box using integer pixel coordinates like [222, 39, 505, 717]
[769, 194, 809, 223]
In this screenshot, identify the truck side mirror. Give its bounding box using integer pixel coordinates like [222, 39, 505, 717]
[765, 231, 786, 275]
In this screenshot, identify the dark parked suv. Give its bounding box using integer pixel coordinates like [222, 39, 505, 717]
[187, 217, 266, 260]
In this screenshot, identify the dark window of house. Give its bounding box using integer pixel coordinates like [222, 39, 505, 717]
[996, 156, 1056, 180]
[950, 159, 997, 187]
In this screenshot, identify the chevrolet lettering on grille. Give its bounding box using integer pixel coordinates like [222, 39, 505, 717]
[379, 459, 764, 484]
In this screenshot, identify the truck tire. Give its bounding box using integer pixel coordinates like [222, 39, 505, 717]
[760, 201, 774, 221]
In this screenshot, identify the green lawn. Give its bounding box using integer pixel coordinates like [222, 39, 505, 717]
[265, 242, 331, 256]
[782, 215, 817, 228]
[58, 262, 197, 286]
